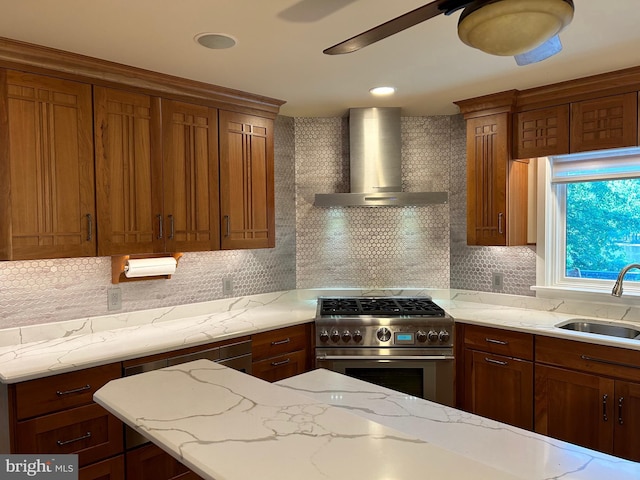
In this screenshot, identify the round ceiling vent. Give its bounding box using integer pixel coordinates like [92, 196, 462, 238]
[194, 33, 237, 50]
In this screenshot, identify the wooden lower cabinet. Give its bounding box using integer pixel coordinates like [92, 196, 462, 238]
[465, 350, 533, 430]
[535, 364, 614, 453]
[252, 349, 308, 382]
[126, 443, 202, 480]
[79, 455, 125, 480]
[613, 380, 640, 461]
[251, 323, 312, 382]
[15, 403, 123, 467]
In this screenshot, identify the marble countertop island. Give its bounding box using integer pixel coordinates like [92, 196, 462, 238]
[94, 361, 640, 480]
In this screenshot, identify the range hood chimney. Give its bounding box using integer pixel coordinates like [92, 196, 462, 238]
[314, 107, 448, 207]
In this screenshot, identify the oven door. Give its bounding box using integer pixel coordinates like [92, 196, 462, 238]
[316, 348, 454, 406]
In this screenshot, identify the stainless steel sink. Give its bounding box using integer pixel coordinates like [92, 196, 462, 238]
[556, 319, 640, 339]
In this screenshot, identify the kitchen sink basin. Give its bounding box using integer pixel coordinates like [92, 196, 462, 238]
[556, 319, 640, 339]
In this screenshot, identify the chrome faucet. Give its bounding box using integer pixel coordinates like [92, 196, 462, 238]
[612, 264, 640, 297]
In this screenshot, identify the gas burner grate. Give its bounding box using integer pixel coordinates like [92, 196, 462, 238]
[319, 297, 446, 317]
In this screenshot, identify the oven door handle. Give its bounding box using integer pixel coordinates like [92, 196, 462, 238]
[316, 355, 454, 361]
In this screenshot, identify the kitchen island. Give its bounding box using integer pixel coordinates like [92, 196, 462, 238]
[94, 361, 640, 480]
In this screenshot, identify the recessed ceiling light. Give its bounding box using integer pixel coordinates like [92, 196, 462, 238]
[195, 33, 237, 50]
[370, 86, 396, 96]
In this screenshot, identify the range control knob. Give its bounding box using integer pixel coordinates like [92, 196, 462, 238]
[319, 330, 330, 343]
[427, 329, 439, 343]
[352, 330, 363, 343]
[330, 329, 340, 343]
[439, 330, 451, 343]
[341, 330, 352, 342]
[416, 330, 428, 343]
[377, 327, 392, 342]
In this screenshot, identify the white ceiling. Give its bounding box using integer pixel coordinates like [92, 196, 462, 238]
[1, 1, 639, 117]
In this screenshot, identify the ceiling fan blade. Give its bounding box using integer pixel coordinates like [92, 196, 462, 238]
[514, 35, 563, 66]
[323, 0, 469, 55]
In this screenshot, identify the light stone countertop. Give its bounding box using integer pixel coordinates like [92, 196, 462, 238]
[94, 360, 526, 480]
[278, 369, 640, 480]
[2, 288, 640, 383]
[93, 361, 640, 480]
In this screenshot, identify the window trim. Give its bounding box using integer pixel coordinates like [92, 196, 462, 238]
[534, 152, 640, 306]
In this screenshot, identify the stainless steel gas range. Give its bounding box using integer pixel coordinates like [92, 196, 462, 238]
[315, 296, 454, 405]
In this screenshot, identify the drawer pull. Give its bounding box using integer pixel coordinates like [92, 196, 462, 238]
[580, 355, 640, 370]
[603, 394, 608, 421]
[56, 384, 91, 396]
[57, 431, 91, 446]
[619, 397, 624, 425]
[485, 338, 508, 346]
[271, 358, 291, 367]
[484, 357, 508, 366]
[271, 338, 291, 346]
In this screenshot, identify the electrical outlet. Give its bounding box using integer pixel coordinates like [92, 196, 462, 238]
[107, 287, 122, 311]
[492, 272, 504, 290]
[222, 277, 234, 296]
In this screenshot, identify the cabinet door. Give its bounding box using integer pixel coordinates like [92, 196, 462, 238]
[535, 364, 614, 454]
[94, 86, 162, 255]
[466, 113, 528, 246]
[162, 100, 220, 252]
[0, 70, 95, 260]
[126, 443, 202, 480]
[464, 350, 533, 429]
[613, 380, 640, 462]
[219, 111, 275, 249]
[570, 93, 638, 152]
[514, 105, 570, 159]
[79, 455, 125, 480]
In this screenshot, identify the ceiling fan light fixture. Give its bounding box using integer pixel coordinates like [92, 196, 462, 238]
[457, 0, 574, 56]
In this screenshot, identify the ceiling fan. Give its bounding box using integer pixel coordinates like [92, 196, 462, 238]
[323, 0, 575, 65]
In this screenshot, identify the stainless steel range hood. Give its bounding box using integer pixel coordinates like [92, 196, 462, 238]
[314, 107, 448, 207]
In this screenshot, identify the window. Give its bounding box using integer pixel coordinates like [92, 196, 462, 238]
[536, 147, 640, 300]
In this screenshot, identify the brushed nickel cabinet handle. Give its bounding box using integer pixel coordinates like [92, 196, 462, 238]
[271, 338, 291, 346]
[271, 358, 291, 367]
[168, 214, 175, 240]
[485, 338, 508, 345]
[580, 355, 640, 370]
[603, 394, 608, 421]
[56, 384, 91, 396]
[619, 397, 624, 425]
[86, 214, 93, 241]
[224, 215, 230, 237]
[498, 212, 504, 235]
[157, 214, 163, 239]
[484, 357, 508, 366]
[57, 431, 91, 446]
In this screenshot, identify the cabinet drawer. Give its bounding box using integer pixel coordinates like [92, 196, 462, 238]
[463, 324, 534, 360]
[252, 324, 309, 362]
[79, 455, 125, 480]
[536, 335, 640, 382]
[15, 403, 123, 467]
[252, 350, 307, 383]
[15, 363, 121, 420]
[126, 443, 203, 480]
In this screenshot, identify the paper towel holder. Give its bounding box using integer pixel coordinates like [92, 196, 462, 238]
[111, 253, 183, 284]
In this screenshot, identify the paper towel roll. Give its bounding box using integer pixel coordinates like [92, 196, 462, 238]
[124, 257, 177, 278]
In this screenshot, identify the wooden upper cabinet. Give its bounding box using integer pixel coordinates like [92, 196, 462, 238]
[94, 86, 161, 255]
[570, 92, 638, 152]
[162, 100, 220, 252]
[514, 105, 570, 159]
[219, 111, 275, 249]
[0, 70, 96, 260]
[466, 113, 528, 246]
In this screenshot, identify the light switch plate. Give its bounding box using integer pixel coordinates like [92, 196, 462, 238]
[222, 277, 234, 296]
[492, 272, 504, 290]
